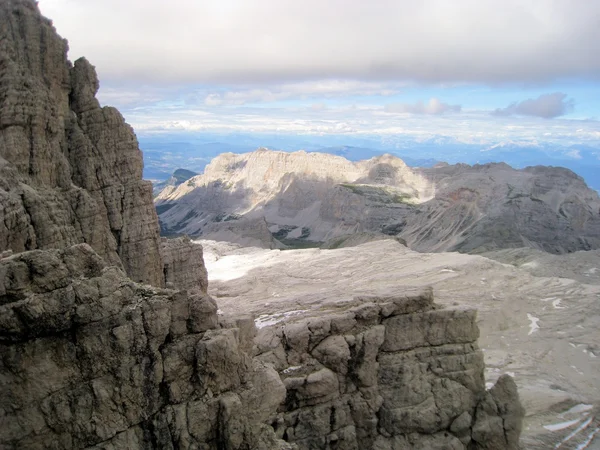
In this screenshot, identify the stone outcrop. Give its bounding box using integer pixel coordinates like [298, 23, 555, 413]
[0, 247, 524, 449]
[0, 0, 163, 285]
[160, 236, 208, 293]
[0, 2, 525, 449]
[254, 289, 524, 450]
[156, 150, 600, 254]
[0, 245, 290, 449]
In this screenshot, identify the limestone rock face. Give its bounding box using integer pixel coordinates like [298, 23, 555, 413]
[156, 150, 600, 254]
[155, 149, 434, 243]
[0, 245, 292, 450]
[0, 0, 162, 285]
[160, 236, 208, 293]
[0, 247, 523, 449]
[251, 289, 524, 450]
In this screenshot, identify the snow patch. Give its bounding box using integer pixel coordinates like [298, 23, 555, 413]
[576, 427, 600, 450]
[554, 418, 593, 449]
[255, 310, 308, 329]
[544, 419, 581, 431]
[552, 299, 566, 309]
[283, 366, 303, 374]
[562, 404, 594, 416]
[527, 313, 540, 335]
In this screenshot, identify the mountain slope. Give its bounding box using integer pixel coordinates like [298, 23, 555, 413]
[156, 149, 600, 253]
[152, 168, 198, 196]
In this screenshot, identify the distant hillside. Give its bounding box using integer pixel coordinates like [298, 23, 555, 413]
[138, 132, 600, 192]
[155, 149, 600, 253]
[152, 168, 198, 196]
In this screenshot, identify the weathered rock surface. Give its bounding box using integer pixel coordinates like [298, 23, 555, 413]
[251, 289, 523, 450]
[0, 245, 292, 449]
[203, 238, 600, 449]
[160, 236, 208, 293]
[0, 2, 527, 449]
[156, 150, 600, 254]
[0, 245, 523, 449]
[0, 0, 163, 285]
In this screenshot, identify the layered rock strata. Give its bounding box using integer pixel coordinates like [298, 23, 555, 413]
[0, 245, 290, 449]
[156, 150, 600, 254]
[0, 0, 163, 285]
[0, 247, 523, 449]
[255, 289, 524, 450]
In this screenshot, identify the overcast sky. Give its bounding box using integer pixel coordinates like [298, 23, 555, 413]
[38, 0, 600, 148]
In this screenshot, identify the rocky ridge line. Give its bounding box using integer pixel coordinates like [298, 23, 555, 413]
[0, 2, 525, 449]
[155, 150, 600, 254]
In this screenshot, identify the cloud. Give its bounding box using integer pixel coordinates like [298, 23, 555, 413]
[384, 98, 461, 115]
[38, 0, 600, 84]
[119, 97, 600, 149]
[492, 93, 574, 118]
[189, 80, 399, 106]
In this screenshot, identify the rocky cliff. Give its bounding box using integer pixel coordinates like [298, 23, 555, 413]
[0, 247, 524, 449]
[0, 245, 289, 449]
[0, 0, 166, 286]
[156, 150, 600, 254]
[0, 2, 524, 449]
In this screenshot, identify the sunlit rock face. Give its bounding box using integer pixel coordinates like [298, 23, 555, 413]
[155, 149, 435, 246]
[156, 150, 600, 254]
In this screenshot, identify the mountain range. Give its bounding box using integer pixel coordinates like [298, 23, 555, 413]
[3, 1, 600, 449]
[140, 134, 600, 192]
[155, 149, 600, 254]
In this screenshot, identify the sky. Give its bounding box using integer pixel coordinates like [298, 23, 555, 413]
[37, 0, 600, 148]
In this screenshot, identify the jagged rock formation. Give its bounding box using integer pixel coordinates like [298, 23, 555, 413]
[156, 150, 600, 254]
[0, 2, 526, 449]
[0, 245, 291, 449]
[255, 289, 524, 449]
[0, 0, 163, 285]
[0, 246, 523, 449]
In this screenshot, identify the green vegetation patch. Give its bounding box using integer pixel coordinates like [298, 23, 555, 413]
[339, 184, 416, 205]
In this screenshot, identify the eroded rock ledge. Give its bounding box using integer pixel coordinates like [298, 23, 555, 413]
[0, 246, 523, 449]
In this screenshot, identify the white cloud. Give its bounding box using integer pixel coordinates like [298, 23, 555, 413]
[38, 0, 600, 84]
[120, 100, 600, 149]
[187, 80, 400, 106]
[384, 98, 461, 115]
[492, 93, 574, 119]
